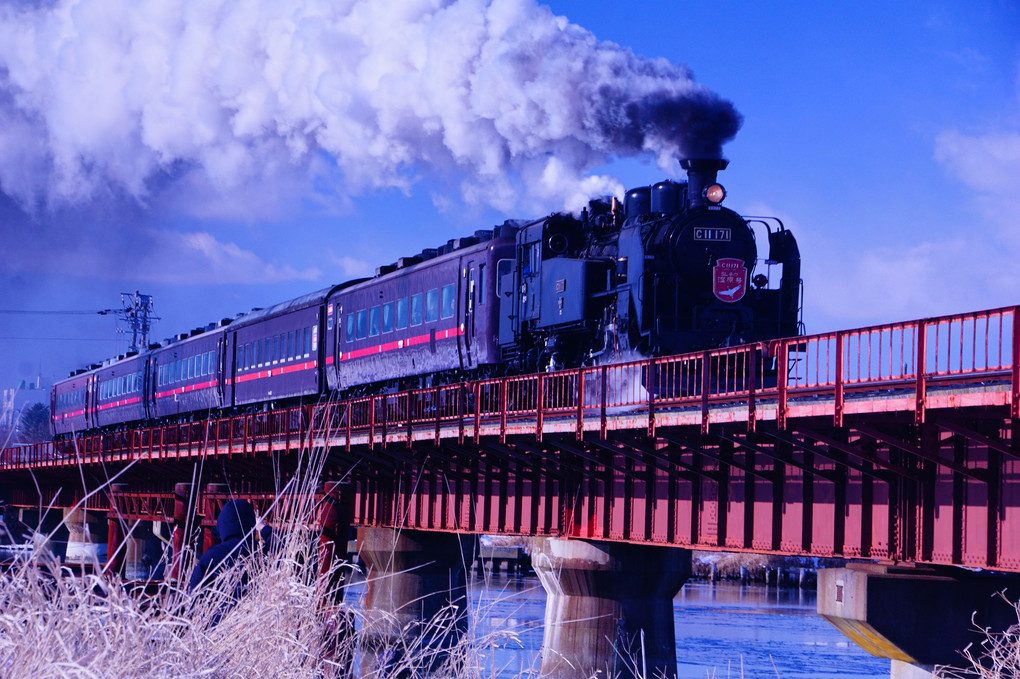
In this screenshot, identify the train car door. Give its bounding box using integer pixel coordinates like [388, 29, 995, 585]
[85, 374, 96, 430]
[219, 334, 230, 407]
[462, 260, 476, 369]
[143, 357, 152, 421]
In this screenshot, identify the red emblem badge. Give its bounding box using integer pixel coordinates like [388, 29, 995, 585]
[713, 258, 747, 303]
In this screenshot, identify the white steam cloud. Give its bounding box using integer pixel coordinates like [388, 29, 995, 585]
[0, 0, 741, 214]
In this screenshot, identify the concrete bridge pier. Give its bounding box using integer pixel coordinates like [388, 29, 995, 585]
[62, 506, 106, 566]
[818, 565, 1020, 678]
[531, 537, 691, 679]
[356, 527, 473, 677]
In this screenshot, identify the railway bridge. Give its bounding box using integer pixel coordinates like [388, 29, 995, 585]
[3, 305, 1020, 678]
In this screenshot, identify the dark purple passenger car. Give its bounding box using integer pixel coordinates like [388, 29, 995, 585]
[93, 354, 149, 429]
[228, 289, 327, 408]
[151, 326, 228, 419]
[325, 235, 513, 391]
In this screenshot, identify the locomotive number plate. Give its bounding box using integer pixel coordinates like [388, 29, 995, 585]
[694, 228, 731, 241]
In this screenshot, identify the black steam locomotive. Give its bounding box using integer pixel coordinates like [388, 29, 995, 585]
[52, 158, 801, 436]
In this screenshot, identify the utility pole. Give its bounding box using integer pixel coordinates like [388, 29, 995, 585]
[118, 291, 160, 353]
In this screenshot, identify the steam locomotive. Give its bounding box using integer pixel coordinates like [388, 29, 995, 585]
[51, 158, 801, 436]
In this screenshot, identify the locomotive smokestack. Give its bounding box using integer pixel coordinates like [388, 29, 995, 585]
[681, 158, 729, 208]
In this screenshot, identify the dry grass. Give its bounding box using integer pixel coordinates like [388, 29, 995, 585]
[937, 596, 1020, 679]
[0, 429, 549, 679]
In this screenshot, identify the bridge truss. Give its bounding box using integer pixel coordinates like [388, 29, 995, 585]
[3, 305, 1018, 571]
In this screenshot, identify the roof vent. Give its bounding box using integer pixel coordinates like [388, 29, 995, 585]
[419, 248, 438, 261]
[375, 263, 397, 277]
[397, 256, 422, 269]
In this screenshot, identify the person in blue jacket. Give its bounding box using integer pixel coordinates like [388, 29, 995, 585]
[188, 499, 261, 593]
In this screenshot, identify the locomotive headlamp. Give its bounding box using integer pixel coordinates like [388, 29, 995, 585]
[704, 183, 726, 204]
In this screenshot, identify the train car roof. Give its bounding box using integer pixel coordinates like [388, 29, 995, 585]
[229, 286, 335, 329]
[329, 233, 510, 298]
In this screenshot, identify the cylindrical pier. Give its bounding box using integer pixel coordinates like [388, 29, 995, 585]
[357, 527, 472, 677]
[531, 537, 691, 679]
[63, 506, 105, 566]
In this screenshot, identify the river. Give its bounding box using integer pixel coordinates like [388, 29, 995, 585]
[460, 576, 890, 678]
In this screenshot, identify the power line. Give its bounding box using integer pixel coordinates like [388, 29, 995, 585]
[0, 309, 116, 315]
[0, 336, 126, 342]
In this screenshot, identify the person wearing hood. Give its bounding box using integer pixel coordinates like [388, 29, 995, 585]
[188, 499, 260, 592]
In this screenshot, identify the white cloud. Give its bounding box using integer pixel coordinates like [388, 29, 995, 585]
[934, 129, 1020, 239]
[0, 0, 740, 218]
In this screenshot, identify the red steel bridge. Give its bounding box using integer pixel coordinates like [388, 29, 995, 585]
[2, 304, 1019, 572]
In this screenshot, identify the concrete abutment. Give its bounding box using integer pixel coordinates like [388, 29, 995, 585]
[819, 565, 1020, 677]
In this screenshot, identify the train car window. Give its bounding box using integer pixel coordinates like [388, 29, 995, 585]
[345, 315, 355, 343]
[264, 338, 271, 365]
[288, 331, 295, 359]
[382, 302, 394, 333]
[396, 298, 408, 330]
[410, 294, 423, 326]
[478, 264, 486, 304]
[357, 310, 368, 339]
[271, 336, 278, 364]
[426, 289, 439, 323]
[296, 328, 305, 356]
[309, 326, 316, 353]
[441, 284, 455, 319]
[369, 306, 381, 337]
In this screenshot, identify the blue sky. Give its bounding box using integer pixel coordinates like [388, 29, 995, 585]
[0, 0, 1017, 392]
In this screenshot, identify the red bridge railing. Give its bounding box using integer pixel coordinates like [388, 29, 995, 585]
[3, 304, 1018, 469]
